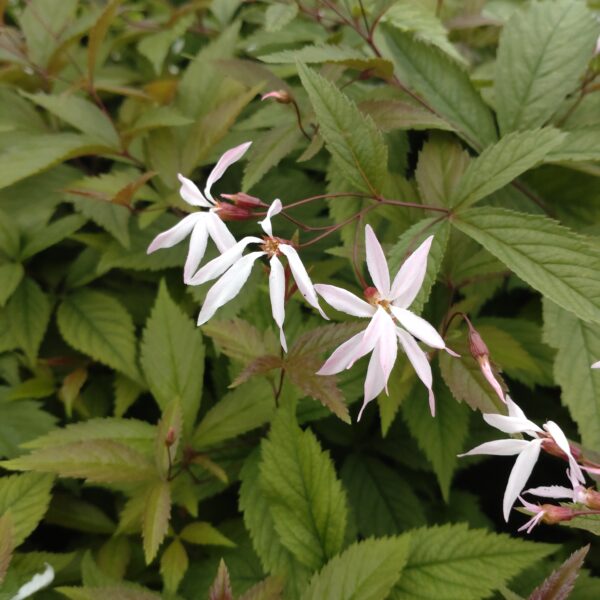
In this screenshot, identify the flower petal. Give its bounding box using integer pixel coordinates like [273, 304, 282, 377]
[483, 413, 543, 435]
[396, 327, 435, 415]
[503, 438, 542, 521]
[544, 420, 585, 484]
[258, 199, 282, 237]
[347, 307, 389, 369]
[314, 284, 374, 318]
[365, 224, 390, 296]
[186, 236, 262, 285]
[178, 174, 212, 207]
[183, 219, 209, 283]
[391, 307, 445, 349]
[269, 256, 287, 352]
[459, 439, 531, 457]
[377, 312, 397, 393]
[279, 244, 328, 319]
[480, 358, 507, 404]
[592, 360, 600, 369]
[197, 251, 264, 325]
[518, 510, 545, 534]
[147, 213, 202, 253]
[204, 142, 252, 201]
[12, 563, 54, 600]
[206, 211, 236, 252]
[318, 330, 367, 375]
[358, 343, 387, 421]
[524, 485, 574, 500]
[391, 235, 433, 308]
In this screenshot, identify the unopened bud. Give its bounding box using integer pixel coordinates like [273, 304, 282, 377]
[540, 504, 576, 525]
[363, 286, 380, 304]
[542, 437, 582, 462]
[581, 488, 600, 510]
[214, 201, 255, 221]
[165, 427, 176, 447]
[261, 90, 292, 104]
[467, 323, 489, 359]
[220, 192, 265, 208]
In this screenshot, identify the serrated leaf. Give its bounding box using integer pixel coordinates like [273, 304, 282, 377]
[0, 473, 53, 546]
[360, 100, 454, 133]
[559, 512, 600, 536]
[376, 25, 497, 150]
[125, 107, 193, 137]
[114, 374, 144, 418]
[452, 208, 600, 325]
[57, 585, 161, 600]
[142, 480, 171, 564]
[88, 0, 121, 80]
[180, 522, 236, 547]
[260, 407, 348, 571]
[451, 128, 566, 209]
[0, 208, 21, 259]
[45, 493, 115, 534]
[21, 213, 86, 260]
[390, 524, 555, 600]
[209, 560, 234, 600]
[297, 63, 388, 195]
[160, 538, 188, 594]
[0, 263, 24, 307]
[341, 455, 426, 536]
[57, 289, 140, 381]
[265, 3, 298, 32]
[97, 535, 131, 581]
[141, 282, 204, 429]
[494, 0, 599, 134]
[0, 400, 56, 459]
[231, 355, 282, 388]
[0, 513, 14, 582]
[545, 128, 600, 164]
[239, 576, 284, 600]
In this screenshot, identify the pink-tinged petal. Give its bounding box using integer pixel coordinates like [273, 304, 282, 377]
[183, 219, 209, 283]
[544, 420, 585, 484]
[503, 438, 543, 521]
[358, 343, 387, 421]
[524, 485, 574, 500]
[314, 284, 374, 318]
[147, 213, 202, 253]
[269, 256, 287, 352]
[178, 174, 212, 207]
[347, 308, 389, 369]
[390, 235, 433, 308]
[518, 509, 545, 534]
[483, 413, 543, 435]
[258, 199, 282, 237]
[445, 347, 460, 357]
[592, 360, 600, 369]
[377, 315, 398, 394]
[458, 439, 531, 457]
[318, 330, 367, 375]
[396, 327, 435, 415]
[391, 307, 444, 349]
[279, 244, 328, 319]
[186, 236, 262, 285]
[480, 358, 506, 404]
[206, 211, 236, 252]
[365, 224, 390, 296]
[197, 251, 264, 325]
[204, 142, 252, 201]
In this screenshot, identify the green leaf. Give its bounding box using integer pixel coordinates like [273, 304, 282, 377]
[297, 63, 388, 195]
[154, 399, 182, 478]
[376, 25, 497, 149]
[124, 107, 193, 137]
[114, 374, 144, 418]
[0, 400, 56, 459]
[21, 214, 86, 260]
[57, 289, 140, 381]
[57, 585, 161, 600]
[45, 493, 116, 534]
[180, 522, 236, 547]
[6, 277, 51, 364]
[301, 536, 411, 600]
[265, 3, 298, 32]
[451, 128, 565, 209]
[0, 209, 20, 258]
[452, 208, 600, 325]
[142, 480, 171, 564]
[545, 127, 600, 163]
[360, 100, 454, 133]
[0, 473, 53, 546]
[390, 524, 555, 599]
[0, 513, 14, 582]
[260, 407, 348, 571]
[402, 375, 470, 500]
[543, 300, 600, 450]
[160, 538, 188, 594]
[341, 455, 426, 537]
[141, 282, 205, 429]
[193, 379, 274, 449]
[0, 263, 24, 307]
[22, 92, 120, 148]
[494, 0, 599, 134]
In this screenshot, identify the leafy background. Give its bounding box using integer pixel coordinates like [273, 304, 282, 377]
[0, 0, 600, 598]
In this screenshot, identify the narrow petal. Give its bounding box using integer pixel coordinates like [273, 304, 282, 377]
[206, 211, 236, 252]
[147, 213, 202, 253]
[12, 563, 54, 600]
[592, 361, 600, 369]
[279, 244, 328, 319]
[183, 219, 209, 283]
[518, 510, 545, 534]
[544, 420, 585, 484]
[391, 235, 434, 309]
[258, 199, 282, 237]
[358, 344, 387, 421]
[506, 396, 529, 422]
[459, 439, 531, 457]
[314, 284, 374, 318]
[480, 358, 507, 404]
[391, 307, 445, 349]
[503, 438, 543, 521]
[347, 308, 388, 369]
[318, 330, 367, 375]
[396, 327, 435, 415]
[204, 141, 252, 201]
[524, 485, 574, 500]
[376, 312, 397, 393]
[186, 236, 262, 285]
[483, 413, 543, 435]
[365, 224, 390, 296]
[197, 252, 264, 325]
[178, 174, 212, 207]
[269, 256, 287, 352]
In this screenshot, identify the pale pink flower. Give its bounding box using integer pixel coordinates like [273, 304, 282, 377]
[525, 467, 589, 505]
[189, 199, 326, 351]
[459, 397, 585, 521]
[315, 225, 457, 420]
[517, 497, 547, 534]
[517, 496, 576, 533]
[147, 142, 252, 283]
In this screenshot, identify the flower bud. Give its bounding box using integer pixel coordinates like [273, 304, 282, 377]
[214, 201, 256, 221]
[363, 286, 380, 304]
[540, 504, 576, 525]
[165, 426, 176, 447]
[467, 323, 489, 359]
[581, 488, 600, 510]
[542, 437, 582, 462]
[220, 192, 265, 208]
[261, 90, 292, 104]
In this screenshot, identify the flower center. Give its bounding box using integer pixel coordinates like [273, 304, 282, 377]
[261, 236, 281, 257]
[363, 287, 391, 310]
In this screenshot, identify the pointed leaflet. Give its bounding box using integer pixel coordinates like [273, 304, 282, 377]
[545, 128, 600, 164]
[390, 524, 555, 600]
[209, 560, 233, 600]
[160, 539, 188, 594]
[180, 522, 235, 547]
[452, 208, 600, 325]
[529, 545, 589, 600]
[543, 300, 600, 450]
[57, 289, 140, 381]
[0, 513, 13, 582]
[0, 263, 24, 307]
[450, 128, 566, 209]
[494, 0, 599, 134]
[21, 214, 86, 260]
[301, 536, 411, 600]
[297, 63, 388, 196]
[259, 408, 348, 571]
[143, 480, 171, 564]
[375, 25, 497, 150]
[141, 282, 205, 430]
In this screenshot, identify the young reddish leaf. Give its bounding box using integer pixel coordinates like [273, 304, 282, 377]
[58, 368, 88, 418]
[142, 480, 171, 564]
[88, 0, 122, 83]
[230, 355, 282, 388]
[209, 560, 233, 600]
[239, 576, 284, 600]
